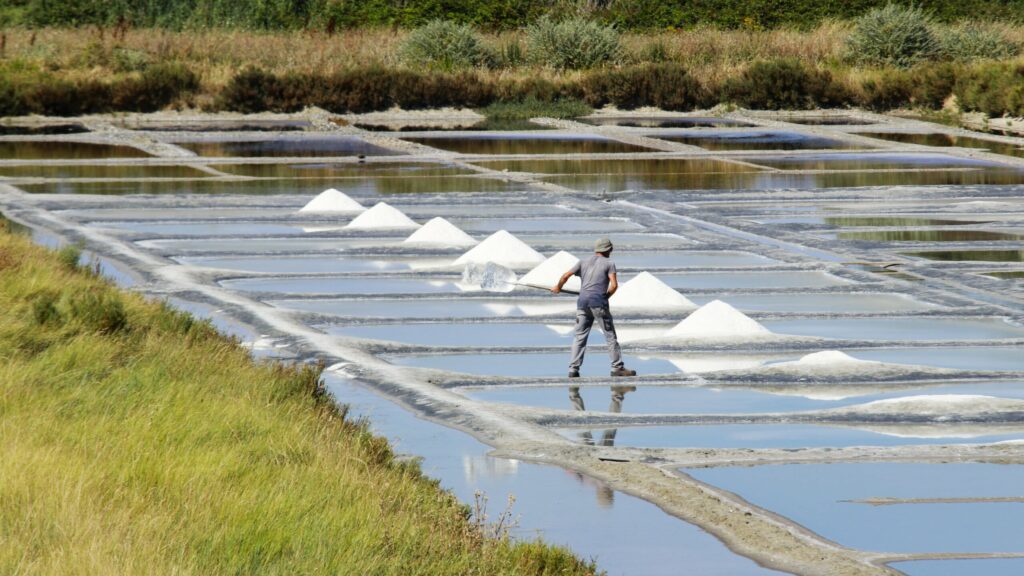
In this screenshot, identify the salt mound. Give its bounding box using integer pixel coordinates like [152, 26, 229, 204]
[298, 188, 365, 213]
[834, 395, 1024, 416]
[518, 251, 581, 291]
[611, 272, 696, 312]
[775, 350, 878, 368]
[453, 230, 545, 268]
[666, 299, 771, 340]
[345, 202, 420, 230]
[402, 217, 477, 247]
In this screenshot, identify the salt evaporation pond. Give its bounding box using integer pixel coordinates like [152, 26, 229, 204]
[763, 317, 1024, 341]
[462, 381, 1024, 414]
[654, 270, 852, 289]
[176, 255, 455, 274]
[893, 558, 1024, 576]
[401, 134, 656, 155]
[389, 352, 685, 378]
[269, 297, 577, 319]
[655, 131, 858, 151]
[176, 136, 398, 157]
[0, 140, 149, 159]
[684, 463, 1024, 554]
[855, 347, 1024, 372]
[562, 424, 1024, 449]
[687, 292, 939, 313]
[220, 276, 482, 296]
[323, 374, 781, 576]
[325, 322, 674, 348]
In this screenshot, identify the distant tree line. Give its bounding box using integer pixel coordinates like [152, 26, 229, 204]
[7, 0, 1024, 30]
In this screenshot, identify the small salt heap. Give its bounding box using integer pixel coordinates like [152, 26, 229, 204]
[773, 350, 875, 369]
[453, 230, 545, 268]
[402, 217, 477, 248]
[518, 251, 581, 291]
[611, 272, 696, 312]
[345, 202, 420, 230]
[666, 299, 771, 340]
[298, 188, 365, 213]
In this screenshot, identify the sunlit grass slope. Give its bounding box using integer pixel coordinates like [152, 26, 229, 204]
[0, 224, 597, 576]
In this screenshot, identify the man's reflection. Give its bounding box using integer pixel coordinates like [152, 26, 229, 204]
[568, 385, 636, 447]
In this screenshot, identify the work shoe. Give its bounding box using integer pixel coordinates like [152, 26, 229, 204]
[568, 369, 580, 378]
[610, 367, 637, 377]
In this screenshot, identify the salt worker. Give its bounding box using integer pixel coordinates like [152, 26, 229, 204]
[553, 237, 637, 378]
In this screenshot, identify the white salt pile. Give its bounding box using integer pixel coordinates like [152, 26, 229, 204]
[453, 230, 545, 268]
[345, 202, 420, 230]
[518, 251, 580, 291]
[298, 188, 365, 213]
[773, 350, 877, 368]
[833, 395, 1024, 417]
[402, 217, 477, 248]
[611, 272, 696, 312]
[665, 299, 772, 340]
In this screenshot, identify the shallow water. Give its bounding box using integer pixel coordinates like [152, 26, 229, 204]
[892, 558, 1024, 576]
[389, 351, 685, 377]
[579, 117, 756, 128]
[221, 276, 480, 296]
[685, 463, 1024, 553]
[688, 292, 938, 313]
[0, 123, 89, 135]
[465, 381, 1024, 414]
[858, 132, 1024, 158]
[904, 249, 1024, 263]
[836, 229, 1024, 242]
[747, 152, 1010, 170]
[108, 222, 313, 237]
[213, 161, 472, 178]
[854, 346, 1024, 372]
[654, 270, 852, 289]
[0, 141, 149, 159]
[565, 424, 1024, 449]
[177, 137, 399, 157]
[778, 116, 873, 126]
[763, 317, 1024, 341]
[354, 120, 548, 131]
[323, 374, 781, 576]
[327, 321, 610, 347]
[401, 135, 654, 155]
[0, 164, 208, 179]
[177, 255, 454, 274]
[269, 297, 577, 319]
[656, 131, 857, 151]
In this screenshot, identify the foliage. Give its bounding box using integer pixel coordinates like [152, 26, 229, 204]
[399, 19, 491, 70]
[846, 4, 940, 68]
[583, 63, 706, 110]
[525, 16, 621, 69]
[938, 24, 1020, 61]
[722, 59, 847, 109]
[955, 62, 1024, 117]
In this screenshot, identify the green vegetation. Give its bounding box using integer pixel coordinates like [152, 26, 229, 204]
[846, 4, 940, 68]
[940, 24, 1020, 61]
[399, 20, 492, 70]
[477, 97, 592, 129]
[0, 222, 598, 575]
[723, 59, 845, 110]
[525, 17, 621, 69]
[11, 0, 1024, 30]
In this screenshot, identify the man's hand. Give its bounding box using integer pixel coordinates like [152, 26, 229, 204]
[553, 269, 575, 294]
[551, 286, 561, 294]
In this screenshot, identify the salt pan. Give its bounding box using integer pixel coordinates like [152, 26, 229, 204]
[518, 251, 580, 291]
[453, 230, 545, 268]
[611, 272, 695, 312]
[665, 299, 771, 340]
[345, 202, 420, 230]
[775, 350, 876, 368]
[834, 395, 1024, 417]
[403, 217, 477, 247]
[298, 188, 365, 213]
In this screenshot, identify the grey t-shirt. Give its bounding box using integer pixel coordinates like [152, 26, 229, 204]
[570, 254, 617, 309]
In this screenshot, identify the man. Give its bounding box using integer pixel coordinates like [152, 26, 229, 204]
[553, 237, 637, 378]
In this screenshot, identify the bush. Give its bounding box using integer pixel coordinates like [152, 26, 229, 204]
[939, 24, 1020, 61]
[65, 289, 129, 334]
[846, 4, 940, 68]
[526, 16, 621, 69]
[56, 244, 82, 271]
[399, 20, 490, 70]
[722, 59, 847, 110]
[955, 63, 1024, 117]
[111, 63, 199, 112]
[32, 292, 60, 326]
[583, 63, 706, 110]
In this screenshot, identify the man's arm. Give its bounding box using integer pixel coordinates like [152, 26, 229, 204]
[552, 270, 575, 293]
[606, 272, 618, 297]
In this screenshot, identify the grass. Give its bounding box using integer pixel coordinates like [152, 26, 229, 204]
[0, 221, 598, 576]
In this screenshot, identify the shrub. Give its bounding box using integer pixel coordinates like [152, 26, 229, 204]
[217, 67, 285, 113]
[56, 244, 82, 271]
[939, 24, 1020, 62]
[111, 63, 199, 112]
[846, 4, 940, 68]
[583, 63, 706, 110]
[399, 20, 490, 70]
[65, 289, 129, 334]
[32, 292, 60, 326]
[955, 63, 1024, 117]
[526, 16, 621, 69]
[722, 59, 847, 110]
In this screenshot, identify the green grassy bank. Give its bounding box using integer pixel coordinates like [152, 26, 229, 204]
[0, 223, 597, 575]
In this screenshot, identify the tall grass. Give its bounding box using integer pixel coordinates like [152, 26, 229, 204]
[0, 224, 598, 576]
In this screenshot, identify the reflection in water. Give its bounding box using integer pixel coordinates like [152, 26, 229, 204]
[838, 229, 1024, 242]
[904, 249, 1024, 263]
[356, 119, 549, 131]
[20, 176, 516, 195]
[657, 131, 857, 151]
[213, 161, 472, 178]
[747, 152, 1006, 170]
[0, 164, 207, 178]
[178, 137, 398, 157]
[824, 216, 993, 227]
[580, 117, 756, 128]
[0, 141, 148, 159]
[402, 136, 654, 155]
[858, 132, 1024, 158]
[568, 385, 636, 507]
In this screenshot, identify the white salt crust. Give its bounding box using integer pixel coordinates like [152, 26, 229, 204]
[518, 251, 581, 291]
[611, 271, 696, 312]
[402, 217, 477, 247]
[665, 299, 772, 339]
[453, 230, 546, 268]
[298, 188, 365, 213]
[345, 202, 420, 230]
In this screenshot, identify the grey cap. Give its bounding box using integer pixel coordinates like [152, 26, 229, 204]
[595, 237, 613, 252]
